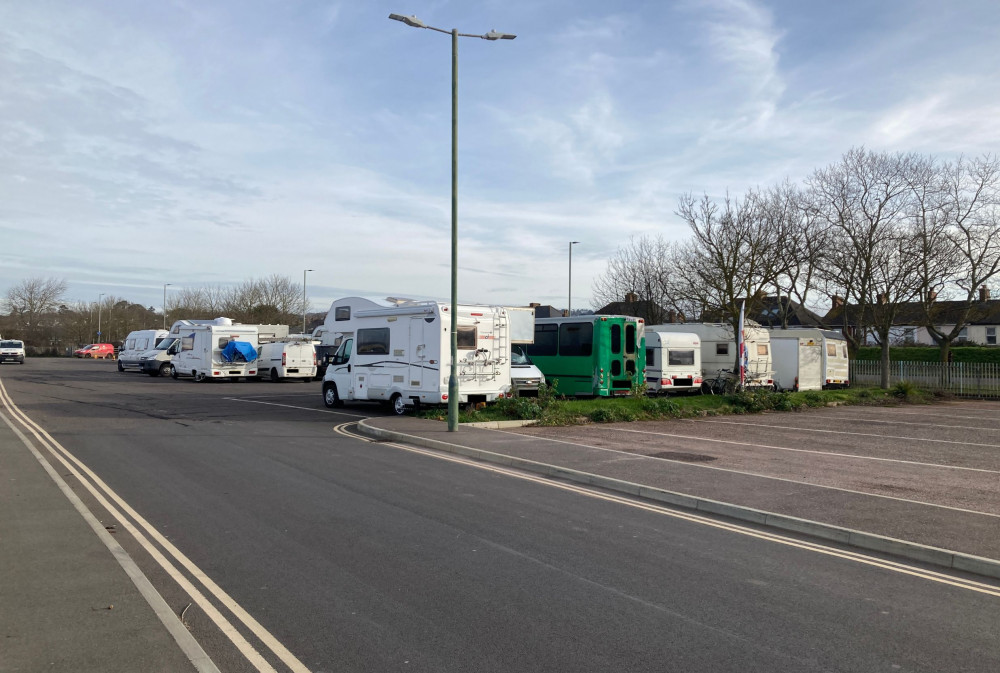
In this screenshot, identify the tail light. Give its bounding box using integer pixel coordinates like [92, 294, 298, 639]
[282, 352, 287, 366]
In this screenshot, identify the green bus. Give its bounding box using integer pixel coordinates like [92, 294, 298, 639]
[526, 316, 646, 396]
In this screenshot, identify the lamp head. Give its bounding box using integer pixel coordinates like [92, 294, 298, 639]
[484, 29, 516, 40]
[388, 13, 426, 28]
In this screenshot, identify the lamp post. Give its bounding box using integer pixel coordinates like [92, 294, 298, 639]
[303, 269, 314, 334]
[97, 293, 105, 342]
[388, 13, 516, 432]
[162, 283, 172, 330]
[568, 241, 580, 316]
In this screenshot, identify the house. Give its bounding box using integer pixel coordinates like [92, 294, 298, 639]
[595, 292, 677, 324]
[526, 303, 566, 319]
[822, 288, 1000, 346]
[701, 295, 822, 328]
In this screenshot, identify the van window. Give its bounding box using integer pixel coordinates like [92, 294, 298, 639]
[138, 338, 148, 350]
[126, 339, 135, 350]
[335, 307, 350, 321]
[668, 349, 695, 366]
[357, 328, 389, 355]
[716, 343, 729, 356]
[334, 338, 353, 364]
[757, 344, 769, 356]
[611, 324, 621, 354]
[625, 324, 636, 354]
[457, 326, 477, 350]
[559, 322, 593, 357]
[181, 334, 195, 351]
[527, 324, 557, 356]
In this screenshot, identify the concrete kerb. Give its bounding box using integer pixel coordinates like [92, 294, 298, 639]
[356, 419, 1000, 581]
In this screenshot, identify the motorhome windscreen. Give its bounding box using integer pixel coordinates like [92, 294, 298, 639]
[668, 349, 695, 366]
[155, 338, 178, 351]
[357, 328, 389, 355]
[154, 337, 168, 347]
[457, 326, 477, 350]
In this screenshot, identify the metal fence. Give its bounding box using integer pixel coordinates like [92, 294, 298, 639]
[850, 360, 1000, 397]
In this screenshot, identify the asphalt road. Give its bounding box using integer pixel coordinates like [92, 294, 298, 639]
[3, 358, 999, 672]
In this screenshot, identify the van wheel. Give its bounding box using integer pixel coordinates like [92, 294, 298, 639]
[270, 368, 280, 383]
[117, 360, 124, 372]
[170, 365, 179, 380]
[158, 363, 171, 377]
[194, 371, 206, 382]
[390, 393, 406, 415]
[323, 383, 341, 408]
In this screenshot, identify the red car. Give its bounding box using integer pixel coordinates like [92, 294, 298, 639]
[74, 343, 116, 359]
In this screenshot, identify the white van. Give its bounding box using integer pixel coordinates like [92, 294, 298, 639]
[510, 344, 545, 396]
[644, 331, 702, 394]
[118, 329, 170, 373]
[0, 339, 26, 365]
[257, 342, 317, 381]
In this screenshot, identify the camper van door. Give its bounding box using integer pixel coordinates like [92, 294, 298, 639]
[408, 317, 427, 390]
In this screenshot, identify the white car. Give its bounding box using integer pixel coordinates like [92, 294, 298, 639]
[0, 339, 26, 365]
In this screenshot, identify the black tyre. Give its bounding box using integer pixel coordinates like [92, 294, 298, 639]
[117, 360, 124, 372]
[323, 383, 340, 408]
[170, 365, 179, 380]
[194, 371, 206, 382]
[270, 368, 280, 383]
[390, 393, 406, 416]
[700, 381, 713, 395]
[158, 363, 171, 378]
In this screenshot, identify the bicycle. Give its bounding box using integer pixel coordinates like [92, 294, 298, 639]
[701, 368, 743, 395]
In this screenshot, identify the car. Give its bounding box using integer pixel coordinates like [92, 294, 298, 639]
[510, 344, 545, 397]
[74, 343, 116, 359]
[0, 339, 26, 364]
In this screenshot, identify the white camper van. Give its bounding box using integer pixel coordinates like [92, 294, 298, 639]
[320, 297, 515, 414]
[257, 341, 317, 381]
[166, 318, 260, 381]
[647, 322, 774, 389]
[117, 329, 170, 373]
[644, 331, 702, 394]
[768, 328, 850, 389]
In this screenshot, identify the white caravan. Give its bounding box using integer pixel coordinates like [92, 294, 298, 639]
[644, 331, 702, 394]
[257, 341, 317, 381]
[166, 318, 261, 382]
[647, 322, 774, 389]
[768, 328, 850, 389]
[320, 297, 515, 414]
[117, 329, 170, 373]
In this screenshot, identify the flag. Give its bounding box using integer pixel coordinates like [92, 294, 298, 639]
[737, 300, 747, 386]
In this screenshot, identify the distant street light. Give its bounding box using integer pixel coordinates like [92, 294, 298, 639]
[303, 269, 314, 334]
[388, 12, 516, 432]
[163, 283, 172, 330]
[568, 241, 580, 316]
[97, 293, 105, 342]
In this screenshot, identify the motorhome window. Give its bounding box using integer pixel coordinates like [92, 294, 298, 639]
[126, 339, 135, 350]
[716, 343, 729, 356]
[827, 343, 836, 357]
[138, 338, 148, 350]
[335, 307, 350, 321]
[527, 324, 557, 356]
[334, 339, 353, 364]
[357, 328, 389, 355]
[625, 324, 636, 354]
[457, 326, 477, 350]
[559, 323, 593, 357]
[218, 337, 230, 349]
[757, 344, 768, 356]
[668, 349, 695, 366]
[645, 348, 655, 366]
[181, 335, 194, 351]
[611, 325, 621, 354]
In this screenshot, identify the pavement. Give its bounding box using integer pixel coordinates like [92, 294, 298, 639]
[357, 414, 1000, 581]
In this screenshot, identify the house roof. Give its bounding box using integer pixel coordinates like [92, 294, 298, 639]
[823, 299, 1000, 326]
[702, 296, 822, 327]
[595, 299, 674, 323]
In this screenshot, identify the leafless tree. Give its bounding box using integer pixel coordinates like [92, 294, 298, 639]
[591, 235, 679, 324]
[1, 277, 68, 345]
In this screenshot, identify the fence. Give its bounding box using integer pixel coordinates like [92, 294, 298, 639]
[850, 360, 1000, 397]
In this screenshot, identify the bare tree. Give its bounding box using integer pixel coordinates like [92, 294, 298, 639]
[2, 277, 68, 345]
[591, 235, 677, 324]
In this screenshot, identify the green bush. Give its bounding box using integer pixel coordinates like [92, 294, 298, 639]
[855, 345, 1000, 364]
[589, 406, 639, 423]
[493, 396, 544, 420]
[891, 380, 921, 400]
[802, 391, 826, 407]
[639, 396, 681, 416]
[730, 388, 780, 413]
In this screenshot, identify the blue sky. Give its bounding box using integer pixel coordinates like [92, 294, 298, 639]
[2, 0, 998, 314]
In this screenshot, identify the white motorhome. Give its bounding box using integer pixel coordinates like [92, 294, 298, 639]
[166, 318, 261, 382]
[647, 322, 774, 389]
[768, 328, 850, 389]
[257, 341, 317, 381]
[117, 329, 170, 373]
[644, 331, 702, 394]
[320, 297, 515, 414]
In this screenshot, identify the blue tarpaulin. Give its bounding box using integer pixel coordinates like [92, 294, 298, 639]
[221, 340, 257, 363]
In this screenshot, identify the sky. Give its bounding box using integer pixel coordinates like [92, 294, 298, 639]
[2, 0, 999, 315]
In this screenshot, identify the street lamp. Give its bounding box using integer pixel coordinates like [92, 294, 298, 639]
[568, 241, 580, 316]
[97, 293, 105, 342]
[388, 13, 516, 432]
[163, 283, 172, 330]
[303, 269, 314, 334]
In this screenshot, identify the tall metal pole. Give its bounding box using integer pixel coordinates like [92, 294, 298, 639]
[303, 269, 314, 334]
[97, 293, 105, 342]
[162, 283, 171, 330]
[447, 28, 459, 432]
[568, 241, 579, 316]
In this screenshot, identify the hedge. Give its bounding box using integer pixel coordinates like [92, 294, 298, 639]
[854, 346, 1000, 364]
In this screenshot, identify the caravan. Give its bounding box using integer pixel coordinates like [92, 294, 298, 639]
[647, 322, 774, 389]
[768, 328, 850, 390]
[644, 331, 702, 394]
[320, 297, 519, 414]
[166, 318, 261, 381]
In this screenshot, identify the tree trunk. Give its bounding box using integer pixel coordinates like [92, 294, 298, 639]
[880, 334, 891, 389]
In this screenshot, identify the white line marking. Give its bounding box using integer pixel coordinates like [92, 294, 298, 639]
[739, 414, 1000, 432]
[490, 428, 1000, 518]
[339, 426, 1000, 598]
[690, 418, 1000, 449]
[851, 408, 1000, 422]
[0, 380, 311, 673]
[224, 397, 370, 418]
[0, 409, 221, 673]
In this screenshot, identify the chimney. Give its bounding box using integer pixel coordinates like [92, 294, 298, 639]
[529, 302, 540, 308]
[832, 295, 844, 309]
[624, 292, 638, 303]
[980, 286, 991, 302]
[562, 309, 569, 317]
